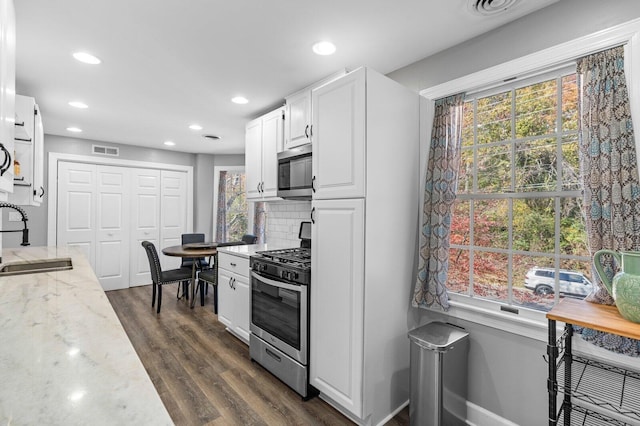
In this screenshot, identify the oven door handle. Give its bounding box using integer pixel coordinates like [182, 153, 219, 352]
[251, 271, 302, 292]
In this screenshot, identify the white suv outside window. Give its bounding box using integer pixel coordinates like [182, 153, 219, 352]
[524, 267, 593, 297]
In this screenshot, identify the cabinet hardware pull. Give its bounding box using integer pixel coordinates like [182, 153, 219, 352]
[232, 277, 236, 290]
[39, 186, 45, 197]
[229, 277, 233, 288]
[230, 262, 236, 267]
[311, 207, 315, 224]
[257, 183, 261, 192]
[311, 176, 316, 193]
[304, 125, 309, 139]
[265, 347, 281, 362]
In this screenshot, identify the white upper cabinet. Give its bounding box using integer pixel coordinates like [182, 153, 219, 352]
[283, 70, 347, 151]
[0, 0, 16, 194]
[246, 107, 283, 200]
[311, 68, 366, 200]
[11, 95, 44, 205]
[283, 89, 311, 150]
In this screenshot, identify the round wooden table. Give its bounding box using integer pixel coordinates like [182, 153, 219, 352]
[162, 244, 218, 308]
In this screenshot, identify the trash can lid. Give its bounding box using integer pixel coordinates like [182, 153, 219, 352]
[408, 321, 469, 351]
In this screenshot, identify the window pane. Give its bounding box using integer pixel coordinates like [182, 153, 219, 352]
[559, 259, 594, 300]
[474, 199, 509, 249]
[561, 134, 581, 191]
[448, 248, 470, 295]
[473, 251, 508, 303]
[515, 79, 557, 138]
[513, 255, 555, 311]
[477, 92, 511, 144]
[515, 138, 557, 192]
[513, 198, 555, 253]
[560, 197, 589, 256]
[458, 148, 473, 194]
[562, 74, 579, 132]
[224, 171, 247, 241]
[451, 199, 470, 246]
[477, 144, 511, 193]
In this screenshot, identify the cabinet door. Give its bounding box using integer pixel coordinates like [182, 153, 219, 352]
[310, 198, 365, 417]
[31, 103, 44, 204]
[312, 68, 366, 200]
[260, 108, 282, 198]
[232, 272, 250, 344]
[217, 268, 235, 329]
[245, 118, 263, 200]
[0, 0, 15, 194]
[284, 90, 311, 149]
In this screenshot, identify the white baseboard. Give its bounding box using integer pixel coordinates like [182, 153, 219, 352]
[465, 401, 518, 426]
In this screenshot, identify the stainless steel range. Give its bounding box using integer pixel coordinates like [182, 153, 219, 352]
[249, 221, 317, 399]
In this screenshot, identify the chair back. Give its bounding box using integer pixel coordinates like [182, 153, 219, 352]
[181, 233, 205, 268]
[242, 234, 258, 244]
[142, 241, 162, 285]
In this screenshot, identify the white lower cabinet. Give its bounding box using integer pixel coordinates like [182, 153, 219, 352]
[217, 252, 250, 344]
[310, 198, 365, 417]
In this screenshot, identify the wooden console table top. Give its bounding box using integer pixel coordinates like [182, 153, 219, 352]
[547, 298, 640, 340]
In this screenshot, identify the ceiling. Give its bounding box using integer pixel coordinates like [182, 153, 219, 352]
[14, 0, 558, 155]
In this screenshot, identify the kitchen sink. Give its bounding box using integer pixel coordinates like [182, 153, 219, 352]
[0, 258, 73, 276]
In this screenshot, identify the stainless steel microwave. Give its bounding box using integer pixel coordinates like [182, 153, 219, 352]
[277, 144, 312, 200]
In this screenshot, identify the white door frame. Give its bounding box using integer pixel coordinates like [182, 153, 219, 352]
[48, 152, 194, 246]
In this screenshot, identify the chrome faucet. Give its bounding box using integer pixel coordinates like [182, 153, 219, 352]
[0, 202, 29, 247]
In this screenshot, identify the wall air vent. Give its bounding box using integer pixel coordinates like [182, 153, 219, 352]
[92, 144, 120, 156]
[468, 0, 521, 16]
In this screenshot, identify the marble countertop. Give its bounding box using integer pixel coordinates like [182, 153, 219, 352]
[217, 243, 283, 259]
[0, 246, 173, 426]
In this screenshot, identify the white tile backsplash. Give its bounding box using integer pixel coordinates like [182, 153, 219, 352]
[265, 200, 312, 248]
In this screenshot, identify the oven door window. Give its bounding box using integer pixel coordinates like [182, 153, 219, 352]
[251, 279, 301, 350]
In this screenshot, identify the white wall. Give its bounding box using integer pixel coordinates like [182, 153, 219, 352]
[389, 1, 640, 424]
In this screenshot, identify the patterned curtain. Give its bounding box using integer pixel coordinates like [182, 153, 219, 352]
[215, 170, 227, 242]
[412, 94, 465, 311]
[575, 45, 640, 356]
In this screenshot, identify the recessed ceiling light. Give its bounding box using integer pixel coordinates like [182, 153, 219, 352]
[231, 96, 249, 104]
[68, 101, 88, 109]
[66, 127, 82, 133]
[72, 51, 101, 65]
[312, 41, 336, 56]
[164, 140, 175, 146]
[189, 124, 203, 131]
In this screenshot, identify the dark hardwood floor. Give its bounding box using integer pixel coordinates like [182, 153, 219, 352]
[107, 284, 410, 426]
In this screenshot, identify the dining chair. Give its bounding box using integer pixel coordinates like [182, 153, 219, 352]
[142, 241, 193, 313]
[180, 233, 209, 299]
[197, 266, 218, 314]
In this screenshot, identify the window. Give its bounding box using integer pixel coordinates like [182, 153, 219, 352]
[447, 70, 592, 312]
[213, 166, 251, 242]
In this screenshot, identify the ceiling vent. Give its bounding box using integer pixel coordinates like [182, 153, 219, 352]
[468, 0, 521, 16]
[92, 144, 119, 156]
[203, 134, 221, 141]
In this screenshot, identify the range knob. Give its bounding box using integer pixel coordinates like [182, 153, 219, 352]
[260, 264, 268, 272]
[281, 270, 290, 280]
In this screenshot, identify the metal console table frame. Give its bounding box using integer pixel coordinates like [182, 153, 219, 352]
[547, 298, 640, 425]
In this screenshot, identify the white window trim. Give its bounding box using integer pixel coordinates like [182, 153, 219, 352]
[418, 18, 640, 341]
[211, 165, 251, 242]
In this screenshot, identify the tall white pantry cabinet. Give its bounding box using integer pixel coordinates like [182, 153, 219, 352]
[309, 67, 419, 425]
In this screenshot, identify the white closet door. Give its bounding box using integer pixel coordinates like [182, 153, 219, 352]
[160, 170, 188, 270]
[129, 168, 161, 287]
[94, 166, 130, 291]
[57, 162, 96, 267]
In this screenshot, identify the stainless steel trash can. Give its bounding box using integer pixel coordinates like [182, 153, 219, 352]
[408, 322, 469, 426]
